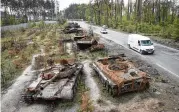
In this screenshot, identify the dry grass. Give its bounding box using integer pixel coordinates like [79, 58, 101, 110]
[80, 91, 94, 112]
[1, 24, 68, 88]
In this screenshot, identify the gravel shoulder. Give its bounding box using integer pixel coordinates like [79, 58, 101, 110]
[150, 36, 179, 50]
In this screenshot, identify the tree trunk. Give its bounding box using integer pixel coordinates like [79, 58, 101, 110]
[114, 0, 119, 28]
[127, 0, 130, 20]
[156, 0, 161, 23]
[136, 0, 142, 23]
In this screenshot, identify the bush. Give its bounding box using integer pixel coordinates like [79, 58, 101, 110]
[164, 25, 174, 38]
[172, 18, 179, 41]
[1, 60, 20, 87]
[126, 24, 136, 33]
[1, 15, 28, 26]
[28, 21, 36, 28]
[138, 23, 151, 33]
[152, 25, 162, 34]
[37, 21, 45, 29]
[1, 16, 16, 26]
[57, 18, 66, 25]
[20, 27, 26, 32]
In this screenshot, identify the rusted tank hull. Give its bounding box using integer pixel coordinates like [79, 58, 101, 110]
[22, 63, 83, 103]
[74, 36, 104, 51]
[92, 56, 150, 96]
[62, 28, 81, 34]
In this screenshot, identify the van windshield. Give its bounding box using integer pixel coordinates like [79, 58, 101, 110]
[141, 40, 152, 46]
[102, 28, 106, 31]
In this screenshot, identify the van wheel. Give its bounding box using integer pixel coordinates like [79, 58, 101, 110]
[140, 50, 144, 54]
[128, 44, 131, 49]
[151, 51, 154, 54]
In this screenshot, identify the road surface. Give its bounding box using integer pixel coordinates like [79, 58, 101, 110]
[76, 21, 179, 78]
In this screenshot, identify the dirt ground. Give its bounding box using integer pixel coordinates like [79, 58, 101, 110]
[1, 32, 179, 112]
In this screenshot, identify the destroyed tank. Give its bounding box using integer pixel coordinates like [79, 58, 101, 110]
[93, 54, 150, 96]
[74, 29, 104, 51]
[62, 22, 82, 34]
[22, 60, 83, 103]
[74, 35, 104, 51]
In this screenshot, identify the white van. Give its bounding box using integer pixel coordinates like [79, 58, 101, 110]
[128, 34, 154, 54]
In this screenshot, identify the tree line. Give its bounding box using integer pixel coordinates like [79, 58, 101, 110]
[64, 0, 179, 40]
[1, 0, 56, 26]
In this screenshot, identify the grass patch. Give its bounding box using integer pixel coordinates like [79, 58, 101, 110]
[1, 23, 66, 89]
[90, 50, 108, 60]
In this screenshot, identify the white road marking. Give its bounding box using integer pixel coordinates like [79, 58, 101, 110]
[156, 63, 179, 78]
[161, 51, 179, 61]
[154, 42, 179, 52]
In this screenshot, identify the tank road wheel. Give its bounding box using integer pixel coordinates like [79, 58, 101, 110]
[22, 93, 34, 104]
[107, 85, 110, 93]
[73, 80, 78, 97]
[104, 81, 108, 87]
[111, 86, 118, 97]
[145, 82, 150, 89]
[109, 86, 113, 96]
[140, 50, 144, 54]
[72, 82, 78, 101]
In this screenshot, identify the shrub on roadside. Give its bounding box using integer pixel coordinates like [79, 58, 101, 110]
[57, 18, 66, 25]
[126, 24, 136, 33]
[28, 21, 36, 28]
[172, 18, 179, 41]
[37, 21, 45, 29]
[151, 24, 162, 34]
[1, 60, 21, 87]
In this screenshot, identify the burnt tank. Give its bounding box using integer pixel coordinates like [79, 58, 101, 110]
[93, 55, 150, 96]
[62, 22, 82, 34]
[74, 35, 104, 51]
[74, 32, 104, 51]
[22, 60, 83, 103]
[73, 26, 104, 51]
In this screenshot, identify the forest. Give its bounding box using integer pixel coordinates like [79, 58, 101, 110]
[64, 0, 179, 40]
[1, 0, 56, 26]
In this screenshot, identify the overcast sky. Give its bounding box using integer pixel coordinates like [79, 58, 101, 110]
[58, 0, 130, 11]
[58, 0, 90, 11]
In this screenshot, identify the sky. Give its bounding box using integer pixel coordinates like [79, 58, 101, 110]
[58, 0, 130, 11]
[58, 0, 90, 11]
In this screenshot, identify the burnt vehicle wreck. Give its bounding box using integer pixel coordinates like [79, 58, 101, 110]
[62, 22, 82, 34]
[74, 34, 104, 51]
[73, 26, 104, 51]
[22, 60, 83, 103]
[93, 55, 150, 96]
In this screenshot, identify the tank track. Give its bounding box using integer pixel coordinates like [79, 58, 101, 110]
[22, 92, 35, 103]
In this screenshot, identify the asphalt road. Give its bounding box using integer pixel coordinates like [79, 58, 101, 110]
[76, 21, 179, 78]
